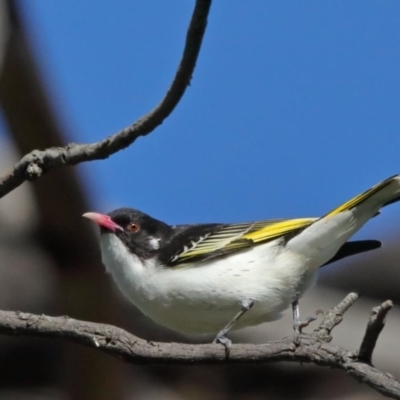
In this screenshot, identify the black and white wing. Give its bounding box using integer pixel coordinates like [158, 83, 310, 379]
[162, 218, 316, 267]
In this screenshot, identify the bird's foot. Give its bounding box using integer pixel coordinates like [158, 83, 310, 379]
[293, 309, 324, 344]
[297, 309, 324, 332]
[212, 298, 255, 357]
[213, 334, 232, 357]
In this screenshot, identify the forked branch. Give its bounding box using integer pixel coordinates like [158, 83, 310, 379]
[0, 294, 398, 399]
[0, 2, 398, 399]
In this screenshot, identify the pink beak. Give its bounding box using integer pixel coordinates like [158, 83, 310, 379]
[83, 212, 123, 232]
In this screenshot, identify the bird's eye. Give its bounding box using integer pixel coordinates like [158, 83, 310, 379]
[127, 222, 140, 233]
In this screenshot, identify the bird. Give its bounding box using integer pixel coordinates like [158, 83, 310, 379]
[83, 175, 400, 350]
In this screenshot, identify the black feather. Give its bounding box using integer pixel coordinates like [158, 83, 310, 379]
[321, 240, 381, 267]
[161, 223, 224, 266]
[383, 195, 400, 208]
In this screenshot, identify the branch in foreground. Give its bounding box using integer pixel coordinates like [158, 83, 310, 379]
[358, 299, 393, 364]
[0, 0, 212, 199]
[0, 294, 399, 399]
[317, 291, 359, 341]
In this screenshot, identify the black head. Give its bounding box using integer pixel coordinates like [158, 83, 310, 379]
[106, 208, 172, 259]
[83, 208, 172, 260]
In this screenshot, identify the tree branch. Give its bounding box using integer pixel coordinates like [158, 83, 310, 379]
[358, 299, 393, 364]
[317, 292, 359, 341]
[0, 0, 212, 199]
[1, 3, 399, 399]
[0, 294, 399, 399]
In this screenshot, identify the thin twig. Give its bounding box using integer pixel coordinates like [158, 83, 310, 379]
[358, 300, 393, 364]
[317, 292, 359, 342]
[0, 0, 212, 199]
[0, 295, 399, 399]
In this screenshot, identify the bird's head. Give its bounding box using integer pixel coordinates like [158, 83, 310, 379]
[83, 208, 170, 259]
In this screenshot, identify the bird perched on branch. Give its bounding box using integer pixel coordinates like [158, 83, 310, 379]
[84, 175, 400, 351]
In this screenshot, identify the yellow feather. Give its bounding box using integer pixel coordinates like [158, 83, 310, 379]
[242, 218, 316, 243]
[324, 176, 393, 218]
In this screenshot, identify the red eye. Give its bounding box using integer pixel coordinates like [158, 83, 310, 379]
[127, 222, 140, 233]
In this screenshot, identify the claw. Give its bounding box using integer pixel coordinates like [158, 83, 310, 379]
[298, 309, 324, 332]
[212, 298, 255, 357]
[213, 334, 232, 357]
[292, 299, 324, 342]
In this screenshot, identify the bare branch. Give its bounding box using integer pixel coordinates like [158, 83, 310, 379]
[0, 5, 398, 397]
[0, 295, 399, 399]
[316, 292, 359, 342]
[0, 0, 212, 199]
[358, 299, 393, 364]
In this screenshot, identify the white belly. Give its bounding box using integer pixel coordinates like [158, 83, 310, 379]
[100, 234, 317, 334]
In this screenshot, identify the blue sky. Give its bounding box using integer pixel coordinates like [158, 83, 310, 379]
[15, 2, 400, 238]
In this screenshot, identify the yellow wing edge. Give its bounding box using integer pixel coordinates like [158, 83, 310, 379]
[324, 175, 397, 218]
[171, 218, 317, 265]
[242, 218, 316, 243]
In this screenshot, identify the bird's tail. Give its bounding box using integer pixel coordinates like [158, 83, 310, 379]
[322, 174, 400, 219]
[287, 175, 400, 267]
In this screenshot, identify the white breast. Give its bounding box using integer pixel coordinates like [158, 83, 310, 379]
[99, 233, 316, 334]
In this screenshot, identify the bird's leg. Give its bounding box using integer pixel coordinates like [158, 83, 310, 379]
[292, 299, 301, 335]
[213, 298, 255, 355]
[292, 298, 323, 339]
